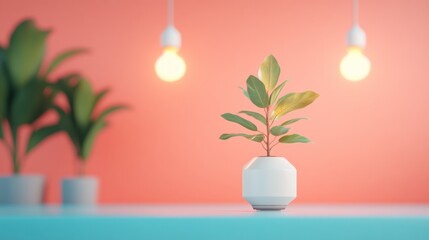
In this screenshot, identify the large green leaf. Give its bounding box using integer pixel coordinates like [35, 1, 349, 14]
[221, 113, 257, 131]
[239, 111, 266, 125]
[219, 133, 264, 142]
[280, 118, 307, 126]
[274, 91, 319, 118]
[258, 55, 280, 92]
[26, 124, 62, 153]
[43, 48, 87, 77]
[246, 75, 269, 108]
[270, 126, 289, 136]
[279, 134, 310, 143]
[73, 78, 95, 130]
[6, 19, 49, 88]
[10, 80, 46, 126]
[269, 81, 286, 105]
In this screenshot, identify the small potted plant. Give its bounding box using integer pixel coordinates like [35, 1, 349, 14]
[220, 55, 319, 210]
[0, 19, 85, 205]
[52, 76, 126, 205]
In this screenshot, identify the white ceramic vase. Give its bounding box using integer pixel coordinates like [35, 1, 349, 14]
[242, 156, 296, 210]
[62, 177, 98, 205]
[0, 175, 45, 205]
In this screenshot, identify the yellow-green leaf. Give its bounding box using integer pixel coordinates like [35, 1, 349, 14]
[258, 55, 280, 91]
[279, 134, 310, 143]
[274, 91, 319, 118]
[280, 118, 307, 126]
[221, 113, 257, 131]
[269, 81, 286, 105]
[220, 133, 264, 142]
[246, 75, 269, 108]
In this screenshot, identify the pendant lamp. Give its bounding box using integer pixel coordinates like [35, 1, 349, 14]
[155, 0, 186, 82]
[340, 0, 371, 81]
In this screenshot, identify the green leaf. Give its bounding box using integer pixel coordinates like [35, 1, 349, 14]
[239, 87, 249, 99]
[258, 55, 280, 92]
[0, 68, 9, 120]
[246, 75, 269, 108]
[26, 124, 62, 153]
[269, 81, 286, 105]
[6, 19, 49, 88]
[0, 122, 3, 139]
[80, 105, 126, 160]
[44, 48, 87, 77]
[0, 45, 4, 56]
[280, 118, 307, 126]
[81, 119, 106, 160]
[96, 105, 127, 122]
[219, 133, 264, 142]
[239, 111, 266, 125]
[94, 89, 109, 107]
[54, 74, 80, 106]
[51, 105, 80, 152]
[10, 80, 46, 126]
[279, 134, 310, 144]
[73, 78, 95, 130]
[270, 126, 289, 136]
[274, 91, 319, 118]
[221, 113, 257, 131]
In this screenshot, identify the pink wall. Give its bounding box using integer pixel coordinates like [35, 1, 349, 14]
[1, 0, 429, 204]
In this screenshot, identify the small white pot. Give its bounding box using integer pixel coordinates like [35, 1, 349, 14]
[62, 177, 98, 205]
[0, 175, 45, 205]
[243, 156, 297, 210]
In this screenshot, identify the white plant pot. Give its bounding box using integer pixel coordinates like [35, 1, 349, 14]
[243, 156, 296, 211]
[62, 177, 98, 205]
[0, 175, 45, 205]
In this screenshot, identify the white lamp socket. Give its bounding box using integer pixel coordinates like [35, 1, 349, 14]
[347, 24, 366, 48]
[161, 25, 181, 48]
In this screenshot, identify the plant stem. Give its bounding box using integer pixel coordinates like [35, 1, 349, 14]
[12, 147, 19, 174]
[265, 106, 271, 157]
[77, 160, 86, 176]
[11, 126, 20, 174]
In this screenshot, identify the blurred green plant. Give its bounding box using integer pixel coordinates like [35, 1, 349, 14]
[220, 55, 319, 156]
[0, 19, 86, 174]
[40, 76, 127, 175]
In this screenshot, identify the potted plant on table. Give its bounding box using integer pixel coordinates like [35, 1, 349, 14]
[52, 76, 126, 205]
[0, 19, 85, 205]
[220, 55, 319, 210]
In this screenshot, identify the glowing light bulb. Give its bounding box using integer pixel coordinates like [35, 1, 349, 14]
[155, 47, 186, 82]
[340, 47, 371, 81]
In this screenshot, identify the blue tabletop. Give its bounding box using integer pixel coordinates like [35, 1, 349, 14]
[1, 204, 428, 240]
